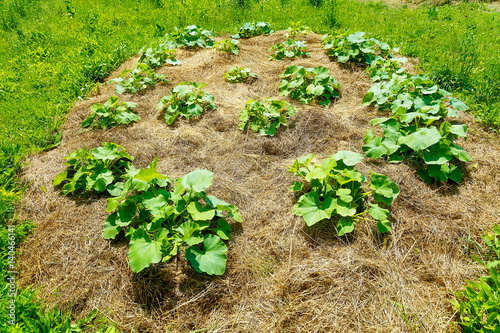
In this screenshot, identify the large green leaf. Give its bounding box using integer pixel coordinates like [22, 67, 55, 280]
[131, 168, 169, 191]
[142, 192, 171, 220]
[422, 143, 452, 165]
[336, 217, 355, 236]
[205, 195, 242, 222]
[449, 124, 468, 138]
[187, 201, 216, 221]
[450, 144, 472, 162]
[335, 198, 357, 217]
[185, 234, 228, 275]
[175, 220, 206, 246]
[91, 142, 121, 160]
[363, 136, 388, 159]
[293, 191, 335, 226]
[52, 170, 68, 186]
[103, 212, 120, 239]
[398, 127, 441, 151]
[128, 228, 164, 273]
[176, 169, 214, 194]
[333, 151, 364, 166]
[370, 173, 400, 205]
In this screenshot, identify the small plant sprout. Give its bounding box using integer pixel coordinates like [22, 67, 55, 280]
[285, 23, 313, 37]
[322, 31, 394, 65]
[268, 39, 310, 61]
[214, 39, 240, 55]
[109, 63, 169, 94]
[165, 25, 216, 48]
[289, 151, 400, 235]
[239, 99, 297, 136]
[451, 225, 500, 331]
[52, 142, 134, 196]
[82, 96, 139, 130]
[366, 56, 408, 82]
[279, 65, 341, 105]
[157, 82, 216, 125]
[223, 66, 257, 83]
[139, 41, 181, 68]
[232, 22, 273, 39]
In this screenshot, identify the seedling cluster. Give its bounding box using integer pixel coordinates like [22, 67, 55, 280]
[239, 99, 297, 136]
[290, 152, 399, 235]
[157, 82, 216, 125]
[223, 66, 257, 83]
[279, 66, 341, 105]
[82, 96, 140, 130]
[268, 39, 310, 61]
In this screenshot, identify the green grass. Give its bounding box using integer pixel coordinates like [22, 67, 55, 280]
[1, 0, 499, 330]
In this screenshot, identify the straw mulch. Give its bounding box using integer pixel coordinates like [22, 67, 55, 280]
[17, 31, 500, 332]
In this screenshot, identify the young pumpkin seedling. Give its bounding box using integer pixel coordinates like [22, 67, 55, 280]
[214, 39, 240, 55]
[52, 142, 134, 196]
[223, 66, 257, 83]
[232, 22, 273, 39]
[362, 72, 472, 183]
[289, 151, 400, 235]
[103, 160, 242, 275]
[109, 63, 169, 94]
[322, 31, 394, 65]
[82, 96, 139, 130]
[157, 82, 216, 125]
[239, 99, 297, 136]
[268, 39, 310, 61]
[279, 65, 341, 106]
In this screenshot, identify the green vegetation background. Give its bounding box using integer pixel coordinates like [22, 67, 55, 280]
[1, 0, 499, 331]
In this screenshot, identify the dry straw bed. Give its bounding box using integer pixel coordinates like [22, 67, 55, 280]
[17, 31, 500, 332]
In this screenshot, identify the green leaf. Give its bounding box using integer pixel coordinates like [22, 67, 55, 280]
[363, 136, 388, 159]
[376, 220, 392, 233]
[142, 192, 169, 220]
[176, 169, 213, 193]
[398, 127, 442, 151]
[336, 188, 353, 203]
[185, 234, 228, 275]
[103, 212, 120, 239]
[128, 227, 164, 273]
[422, 143, 452, 165]
[447, 97, 468, 111]
[347, 31, 365, 43]
[335, 199, 357, 217]
[290, 181, 304, 192]
[132, 168, 169, 191]
[204, 195, 242, 222]
[337, 217, 355, 236]
[187, 201, 216, 221]
[450, 144, 472, 162]
[368, 203, 390, 221]
[370, 173, 400, 205]
[175, 221, 205, 246]
[449, 124, 468, 138]
[293, 191, 335, 226]
[215, 218, 232, 240]
[332, 151, 364, 166]
[362, 92, 375, 105]
[52, 170, 68, 186]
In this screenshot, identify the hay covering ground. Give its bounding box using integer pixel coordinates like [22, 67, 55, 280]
[17, 31, 500, 332]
